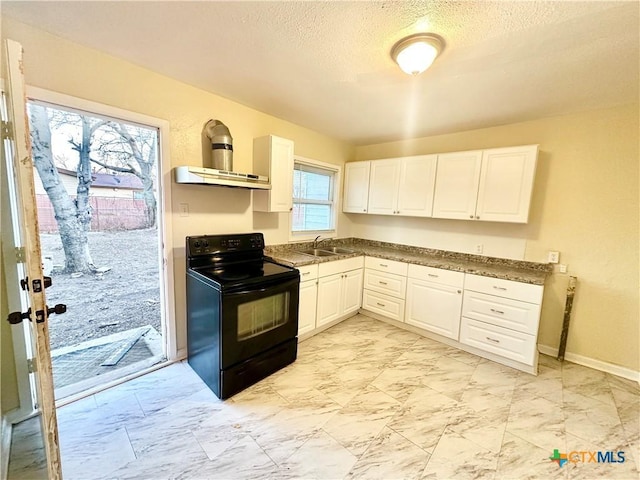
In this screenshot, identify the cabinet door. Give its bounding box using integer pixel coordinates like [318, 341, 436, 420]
[475, 145, 538, 223]
[343, 161, 371, 213]
[316, 273, 343, 327]
[298, 280, 318, 336]
[405, 278, 463, 340]
[367, 159, 400, 215]
[397, 155, 437, 217]
[432, 151, 482, 220]
[341, 269, 364, 316]
[253, 135, 294, 212]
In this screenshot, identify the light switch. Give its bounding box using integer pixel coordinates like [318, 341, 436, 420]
[179, 203, 189, 217]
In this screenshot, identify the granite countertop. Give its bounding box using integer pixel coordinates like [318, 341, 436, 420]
[265, 238, 552, 285]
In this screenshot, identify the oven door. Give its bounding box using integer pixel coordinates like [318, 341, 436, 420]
[220, 276, 299, 369]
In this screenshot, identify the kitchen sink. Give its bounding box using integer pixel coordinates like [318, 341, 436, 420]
[324, 246, 354, 254]
[298, 248, 337, 257]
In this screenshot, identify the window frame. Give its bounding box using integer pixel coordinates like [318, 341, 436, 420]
[289, 156, 341, 242]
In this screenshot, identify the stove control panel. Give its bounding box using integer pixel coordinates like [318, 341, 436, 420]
[187, 233, 265, 256]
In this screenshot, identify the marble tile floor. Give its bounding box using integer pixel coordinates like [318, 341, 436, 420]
[8, 314, 639, 480]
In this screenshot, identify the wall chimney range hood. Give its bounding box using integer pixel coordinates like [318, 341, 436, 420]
[174, 166, 271, 190]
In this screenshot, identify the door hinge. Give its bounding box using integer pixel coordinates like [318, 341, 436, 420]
[27, 358, 36, 374]
[1, 120, 12, 139]
[15, 247, 26, 263]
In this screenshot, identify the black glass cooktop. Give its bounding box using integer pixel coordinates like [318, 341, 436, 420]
[191, 260, 298, 290]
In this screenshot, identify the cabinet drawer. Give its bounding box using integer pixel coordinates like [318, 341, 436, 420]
[362, 289, 405, 322]
[297, 264, 318, 280]
[365, 256, 408, 276]
[364, 269, 407, 299]
[407, 264, 464, 287]
[462, 291, 541, 335]
[319, 256, 364, 277]
[464, 274, 543, 304]
[459, 317, 536, 366]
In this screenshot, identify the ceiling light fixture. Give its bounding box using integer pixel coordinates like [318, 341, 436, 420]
[391, 33, 444, 75]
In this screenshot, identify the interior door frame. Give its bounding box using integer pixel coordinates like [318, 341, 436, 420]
[25, 86, 178, 365]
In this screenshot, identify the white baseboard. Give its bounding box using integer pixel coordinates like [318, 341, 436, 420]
[1, 415, 12, 480]
[538, 344, 640, 383]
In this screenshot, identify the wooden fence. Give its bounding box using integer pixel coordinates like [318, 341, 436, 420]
[36, 195, 150, 233]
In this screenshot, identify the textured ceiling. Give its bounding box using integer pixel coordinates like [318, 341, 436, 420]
[2, 1, 638, 145]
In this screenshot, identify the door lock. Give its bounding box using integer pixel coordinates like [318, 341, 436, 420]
[7, 308, 31, 324]
[6, 304, 66, 325]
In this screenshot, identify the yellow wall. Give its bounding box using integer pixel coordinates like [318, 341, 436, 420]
[1, 17, 354, 355]
[355, 104, 639, 372]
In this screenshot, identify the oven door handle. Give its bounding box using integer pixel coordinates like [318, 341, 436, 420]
[225, 277, 299, 297]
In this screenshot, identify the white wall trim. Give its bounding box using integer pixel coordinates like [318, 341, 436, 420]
[1, 415, 12, 480]
[538, 344, 640, 383]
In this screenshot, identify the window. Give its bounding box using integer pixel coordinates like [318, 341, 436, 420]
[291, 159, 339, 236]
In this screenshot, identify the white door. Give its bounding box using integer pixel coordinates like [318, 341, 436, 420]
[341, 269, 363, 316]
[297, 280, 317, 336]
[475, 145, 538, 223]
[2, 39, 62, 479]
[367, 159, 400, 215]
[405, 278, 463, 340]
[316, 273, 342, 326]
[397, 155, 437, 217]
[432, 150, 483, 220]
[343, 161, 370, 213]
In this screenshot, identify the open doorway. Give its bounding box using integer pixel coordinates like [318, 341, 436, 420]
[26, 97, 169, 399]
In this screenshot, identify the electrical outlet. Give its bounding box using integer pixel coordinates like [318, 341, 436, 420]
[179, 203, 189, 217]
[548, 251, 560, 264]
[475, 244, 483, 254]
[559, 264, 568, 273]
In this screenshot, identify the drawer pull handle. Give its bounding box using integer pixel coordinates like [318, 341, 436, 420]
[302, 272, 311, 276]
[490, 308, 505, 315]
[379, 264, 388, 267]
[376, 302, 386, 307]
[379, 281, 388, 285]
[486, 336, 500, 344]
[493, 286, 507, 291]
[427, 274, 439, 278]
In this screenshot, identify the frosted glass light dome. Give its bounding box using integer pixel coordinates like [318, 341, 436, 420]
[391, 33, 444, 75]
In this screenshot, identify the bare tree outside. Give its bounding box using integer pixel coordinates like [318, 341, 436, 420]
[28, 102, 158, 272]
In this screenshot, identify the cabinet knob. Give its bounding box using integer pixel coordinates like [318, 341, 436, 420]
[457, 290, 461, 294]
[363, 209, 367, 212]
[469, 215, 474, 219]
[475, 215, 480, 219]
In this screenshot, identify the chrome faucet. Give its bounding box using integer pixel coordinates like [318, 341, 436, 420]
[313, 235, 331, 249]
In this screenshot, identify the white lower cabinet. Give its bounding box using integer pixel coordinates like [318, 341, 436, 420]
[405, 264, 464, 340]
[460, 274, 543, 367]
[297, 265, 318, 336]
[316, 257, 364, 328]
[362, 257, 408, 322]
[459, 317, 537, 366]
[362, 289, 405, 322]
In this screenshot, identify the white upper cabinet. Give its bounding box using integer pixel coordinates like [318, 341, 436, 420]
[253, 135, 294, 212]
[367, 155, 437, 217]
[343, 161, 371, 213]
[344, 145, 538, 223]
[432, 150, 483, 220]
[367, 159, 401, 215]
[397, 155, 437, 217]
[433, 145, 538, 223]
[475, 145, 538, 223]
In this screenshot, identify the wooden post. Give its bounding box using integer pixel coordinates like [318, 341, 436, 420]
[557, 276, 577, 361]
